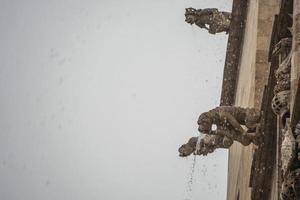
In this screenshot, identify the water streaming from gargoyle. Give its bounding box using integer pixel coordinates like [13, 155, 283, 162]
[184, 135, 202, 200]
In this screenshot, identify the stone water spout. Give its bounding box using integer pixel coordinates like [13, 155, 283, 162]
[179, 106, 263, 157]
[184, 7, 231, 34]
[178, 135, 233, 157]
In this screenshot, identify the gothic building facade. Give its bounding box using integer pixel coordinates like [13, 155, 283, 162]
[224, 0, 300, 199]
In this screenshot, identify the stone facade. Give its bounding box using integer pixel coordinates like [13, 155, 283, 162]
[227, 0, 300, 199]
[178, 0, 300, 199]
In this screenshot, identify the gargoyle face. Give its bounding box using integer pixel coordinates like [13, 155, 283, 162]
[178, 144, 195, 157]
[198, 123, 211, 133]
[185, 8, 198, 25]
[185, 14, 196, 25]
[198, 113, 213, 133]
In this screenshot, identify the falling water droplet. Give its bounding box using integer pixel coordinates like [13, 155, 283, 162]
[184, 136, 202, 200]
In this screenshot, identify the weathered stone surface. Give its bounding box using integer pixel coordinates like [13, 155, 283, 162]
[227, 0, 280, 199]
[178, 106, 262, 158]
[197, 106, 262, 146]
[219, 0, 249, 106]
[281, 120, 296, 179]
[184, 8, 231, 34]
[178, 135, 233, 157]
[271, 90, 290, 115]
[281, 169, 300, 200]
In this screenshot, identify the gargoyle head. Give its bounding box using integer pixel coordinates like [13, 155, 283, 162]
[178, 143, 195, 157]
[197, 112, 213, 133]
[178, 137, 198, 157]
[185, 8, 199, 25]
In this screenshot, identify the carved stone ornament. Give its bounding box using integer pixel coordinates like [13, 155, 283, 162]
[281, 120, 296, 179]
[272, 37, 292, 56]
[184, 7, 231, 34]
[197, 106, 261, 145]
[280, 121, 300, 199]
[274, 53, 292, 94]
[271, 90, 290, 115]
[178, 135, 233, 157]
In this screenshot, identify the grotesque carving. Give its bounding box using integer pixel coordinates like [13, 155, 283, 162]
[185, 8, 231, 34]
[178, 135, 233, 157]
[197, 106, 262, 145]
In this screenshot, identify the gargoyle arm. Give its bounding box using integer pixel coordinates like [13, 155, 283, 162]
[198, 8, 218, 16]
[211, 129, 233, 139]
[196, 22, 209, 30]
[219, 111, 245, 133]
[208, 27, 217, 34]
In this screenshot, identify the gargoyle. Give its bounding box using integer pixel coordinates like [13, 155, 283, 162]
[185, 7, 231, 34]
[197, 106, 262, 145]
[178, 135, 233, 157]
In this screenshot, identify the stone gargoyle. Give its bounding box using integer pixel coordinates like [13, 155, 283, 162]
[197, 106, 262, 146]
[185, 7, 231, 34]
[178, 135, 233, 157]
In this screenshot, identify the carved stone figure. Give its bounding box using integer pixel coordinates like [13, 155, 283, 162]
[178, 135, 233, 157]
[185, 8, 231, 34]
[197, 106, 262, 145]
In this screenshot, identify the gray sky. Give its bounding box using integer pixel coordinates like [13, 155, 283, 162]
[0, 0, 231, 199]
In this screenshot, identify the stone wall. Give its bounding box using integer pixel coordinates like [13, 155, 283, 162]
[226, 0, 280, 199]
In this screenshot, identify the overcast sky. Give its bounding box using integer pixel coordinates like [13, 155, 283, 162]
[0, 0, 231, 199]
